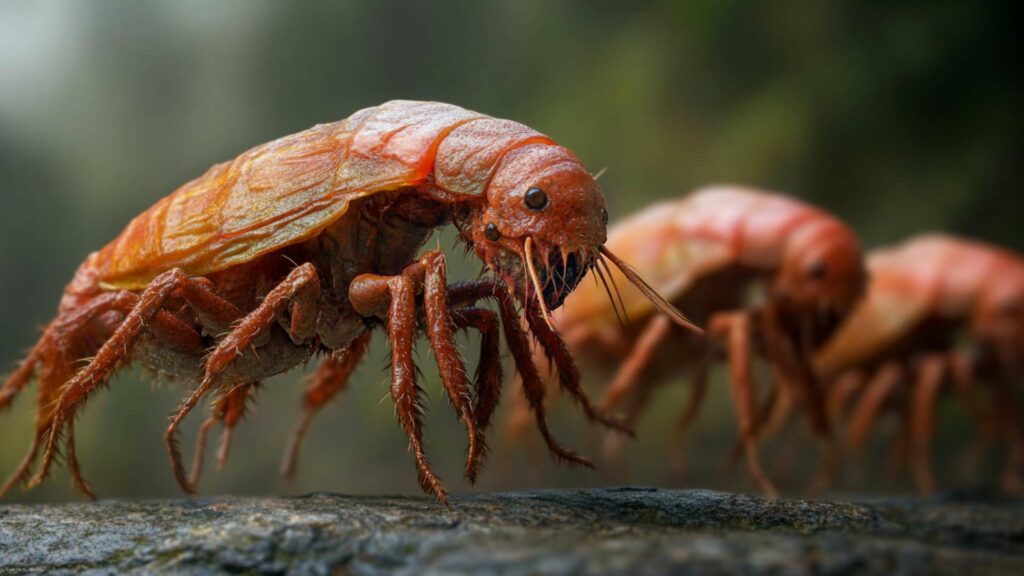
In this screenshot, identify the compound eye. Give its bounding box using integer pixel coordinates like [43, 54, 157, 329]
[807, 260, 827, 280]
[525, 187, 548, 211]
[484, 223, 501, 242]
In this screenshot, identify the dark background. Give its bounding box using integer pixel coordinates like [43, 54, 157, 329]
[1, 0, 1020, 502]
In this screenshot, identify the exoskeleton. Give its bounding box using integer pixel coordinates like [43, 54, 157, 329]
[507, 186, 866, 495]
[0, 100, 693, 504]
[816, 234, 1024, 494]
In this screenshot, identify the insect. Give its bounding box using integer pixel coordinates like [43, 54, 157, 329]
[816, 234, 1024, 494]
[507, 186, 866, 495]
[0, 100, 695, 504]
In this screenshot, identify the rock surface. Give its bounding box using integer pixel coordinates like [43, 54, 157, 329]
[1, 488, 1022, 575]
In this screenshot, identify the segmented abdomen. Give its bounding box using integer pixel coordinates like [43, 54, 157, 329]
[84, 101, 553, 291]
[560, 186, 843, 328]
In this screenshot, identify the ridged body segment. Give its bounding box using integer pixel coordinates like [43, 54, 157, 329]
[90, 101, 554, 289]
[816, 234, 1024, 375]
[561, 186, 847, 327]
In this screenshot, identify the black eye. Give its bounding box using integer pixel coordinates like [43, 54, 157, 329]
[601, 208, 609, 225]
[484, 223, 501, 241]
[807, 261, 827, 280]
[525, 187, 548, 210]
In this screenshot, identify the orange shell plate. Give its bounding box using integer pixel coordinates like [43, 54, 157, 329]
[94, 101, 485, 290]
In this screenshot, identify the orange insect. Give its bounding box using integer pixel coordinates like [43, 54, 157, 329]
[0, 100, 695, 504]
[816, 234, 1024, 494]
[508, 186, 866, 495]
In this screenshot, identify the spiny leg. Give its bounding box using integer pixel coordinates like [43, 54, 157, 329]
[65, 417, 94, 500]
[165, 263, 320, 494]
[0, 342, 44, 412]
[281, 333, 372, 481]
[448, 280, 593, 468]
[524, 303, 632, 435]
[351, 271, 447, 503]
[62, 308, 211, 497]
[37, 285, 232, 496]
[1, 291, 139, 496]
[189, 382, 257, 487]
[499, 372, 551, 482]
[452, 307, 503, 484]
[709, 311, 778, 496]
[28, 270, 208, 489]
[909, 355, 946, 495]
[417, 251, 481, 481]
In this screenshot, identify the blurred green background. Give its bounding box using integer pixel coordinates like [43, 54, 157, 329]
[0, 0, 1020, 502]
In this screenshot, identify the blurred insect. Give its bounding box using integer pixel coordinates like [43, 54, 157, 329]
[817, 234, 1024, 494]
[0, 100, 696, 504]
[507, 186, 866, 495]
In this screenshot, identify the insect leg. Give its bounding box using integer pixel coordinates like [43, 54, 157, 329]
[175, 277, 244, 334]
[27, 272, 198, 492]
[599, 313, 673, 414]
[165, 263, 320, 494]
[0, 340, 45, 412]
[603, 375, 655, 471]
[989, 378, 1024, 494]
[64, 417, 93, 500]
[909, 354, 946, 494]
[670, 350, 710, 476]
[826, 371, 867, 425]
[598, 313, 673, 468]
[451, 307, 502, 483]
[351, 272, 448, 504]
[761, 304, 837, 491]
[214, 383, 256, 469]
[189, 381, 257, 487]
[415, 251, 481, 482]
[846, 362, 904, 452]
[709, 311, 778, 497]
[523, 305, 633, 436]
[281, 332, 372, 481]
[947, 351, 998, 484]
[1, 291, 139, 497]
[34, 290, 215, 495]
[447, 280, 594, 469]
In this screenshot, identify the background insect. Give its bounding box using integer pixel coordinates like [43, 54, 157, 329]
[0, 100, 695, 504]
[507, 186, 866, 495]
[816, 234, 1024, 494]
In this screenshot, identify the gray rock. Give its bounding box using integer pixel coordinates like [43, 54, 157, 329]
[1, 488, 1021, 575]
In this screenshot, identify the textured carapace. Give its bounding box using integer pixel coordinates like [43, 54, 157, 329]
[509, 186, 867, 496]
[817, 234, 1024, 377]
[0, 100, 694, 504]
[563, 186, 865, 334]
[816, 234, 1024, 494]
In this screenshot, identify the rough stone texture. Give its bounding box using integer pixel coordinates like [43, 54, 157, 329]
[1, 488, 1022, 575]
